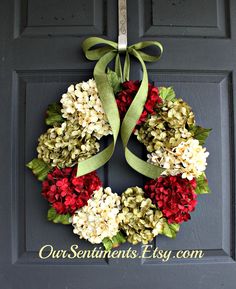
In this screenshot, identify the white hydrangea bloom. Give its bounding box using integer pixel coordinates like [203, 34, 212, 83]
[148, 138, 209, 180]
[60, 79, 112, 139]
[71, 187, 121, 244]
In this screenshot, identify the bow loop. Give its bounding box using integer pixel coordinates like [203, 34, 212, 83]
[128, 41, 163, 62]
[82, 37, 118, 61]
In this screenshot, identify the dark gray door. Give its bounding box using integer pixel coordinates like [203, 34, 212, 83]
[1, 0, 236, 288]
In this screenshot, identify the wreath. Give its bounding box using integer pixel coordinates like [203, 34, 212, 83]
[27, 38, 211, 250]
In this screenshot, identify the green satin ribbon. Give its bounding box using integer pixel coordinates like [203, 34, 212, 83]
[77, 37, 165, 179]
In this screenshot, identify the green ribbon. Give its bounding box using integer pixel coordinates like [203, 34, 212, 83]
[76, 38, 120, 177]
[121, 43, 165, 179]
[77, 37, 165, 179]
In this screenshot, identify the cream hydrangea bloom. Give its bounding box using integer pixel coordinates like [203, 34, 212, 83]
[60, 79, 112, 139]
[71, 187, 121, 244]
[148, 138, 209, 180]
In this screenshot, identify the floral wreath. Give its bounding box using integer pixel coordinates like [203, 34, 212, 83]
[27, 38, 211, 250]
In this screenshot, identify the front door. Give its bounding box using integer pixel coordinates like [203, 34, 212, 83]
[1, 0, 236, 288]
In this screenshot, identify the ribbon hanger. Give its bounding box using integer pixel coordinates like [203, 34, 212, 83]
[118, 0, 127, 52]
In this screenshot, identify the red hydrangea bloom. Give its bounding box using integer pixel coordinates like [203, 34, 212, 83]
[144, 175, 197, 224]
[116, 80, 162, 124]
[42, 167, 102, 215]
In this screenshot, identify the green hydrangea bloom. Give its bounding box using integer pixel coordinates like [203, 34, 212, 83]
[135, 98, 195, 152]
[37, 120, 100, 168]
[160, 99, 195, 129]
[118, 187, 164, 245]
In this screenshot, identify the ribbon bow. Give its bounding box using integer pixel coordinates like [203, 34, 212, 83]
[76, 37, 164, 179]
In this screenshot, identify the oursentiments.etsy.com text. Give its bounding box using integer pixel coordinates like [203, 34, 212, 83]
[39, 244, 204, 262]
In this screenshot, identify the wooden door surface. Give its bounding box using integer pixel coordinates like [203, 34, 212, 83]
[1, 0, 236, 288]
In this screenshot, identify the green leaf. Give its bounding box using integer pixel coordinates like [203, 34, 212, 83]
[189, 125, 212, 145]
[102, 238, 113, 251]
[111, 231, 126, 247]
[161, 220, 180, 239]
[26, 158, 51, 181]
[102, 231, 126, 251]
[107, 68, 122, 94]
[45, 102, 64, 126]
[47, 207, 71, 225]
[196, 174, 210, 194]
[159, 87, 176, 101]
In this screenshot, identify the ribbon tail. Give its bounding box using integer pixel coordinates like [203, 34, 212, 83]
[123, 52, 130, 81]
[125, 149, 164, 179]
[120, 49, 164, 179]
[77, 51, 120, 177]
[115, 54, 123, 81]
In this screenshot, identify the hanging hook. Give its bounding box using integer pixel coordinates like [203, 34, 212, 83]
[118, 0, 127, 52]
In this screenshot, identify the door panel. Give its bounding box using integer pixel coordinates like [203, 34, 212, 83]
[1, 0, 236, 288]
[16, 0, 107, 37]
[153, 72, 232, 259]
[140, 0, 229, 38]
